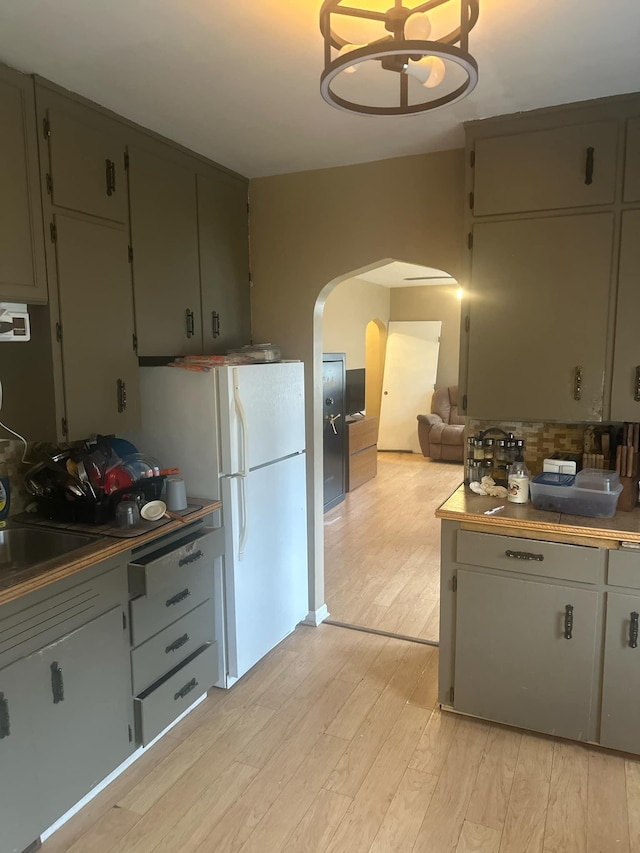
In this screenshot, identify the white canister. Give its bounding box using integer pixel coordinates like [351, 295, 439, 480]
[507, 463, 530, 504]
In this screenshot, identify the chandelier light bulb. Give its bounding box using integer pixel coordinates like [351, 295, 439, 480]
[337, 43, 361, 73]
[405, 55, 447, 88]
[403, 11, 432, 41]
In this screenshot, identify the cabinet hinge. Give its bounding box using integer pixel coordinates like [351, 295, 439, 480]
[452, 574, 458, 592]
[464, 315, 470, 333]
[469, 149, 475, 168]
[462, 394, 468, 412]
[122, 610, 127, 630]
[55, 322, 62, 343]
[46, 173, 53, 195]
[449, 686, 455, 703]
[128, 724, 133, 743]
[467, 232, 473, 250]
[43, 116, 51, 139]
[61, 417, 68, 437]
[124, 150, 129, 171]
[132, 333, 138, 354]
[468, 191, 474, 210]
[128, 245, 134, 263]
[50, 222, 57, 243]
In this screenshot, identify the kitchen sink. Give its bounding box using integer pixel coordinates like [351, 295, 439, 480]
[0, 527, 96, 573]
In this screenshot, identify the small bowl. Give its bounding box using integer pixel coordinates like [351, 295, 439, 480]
[140, 500, 166, 522]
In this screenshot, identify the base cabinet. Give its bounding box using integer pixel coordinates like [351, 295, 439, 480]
[600, 590, 640, 754]
[454, 569, 599, 740]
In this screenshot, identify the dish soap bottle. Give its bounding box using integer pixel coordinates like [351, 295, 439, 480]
[0, 475, 10, 522]
[507, 459, 530, 504]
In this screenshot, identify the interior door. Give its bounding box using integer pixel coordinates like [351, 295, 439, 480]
[323, 354, 346, 511]
[378, 321, 441, 453]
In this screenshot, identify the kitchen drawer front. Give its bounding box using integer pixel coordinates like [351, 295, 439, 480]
[131, 599, 214, 695]
[608, 549, 640, 590]
[129, 561, 212, 646]
[348, 417, 378, 454]
[456, 530, 603, 584]
[128, 527, 224, 599]
[134, 642, 217, 745]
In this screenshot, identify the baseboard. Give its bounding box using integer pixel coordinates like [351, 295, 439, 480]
[302, 604, 330, 626]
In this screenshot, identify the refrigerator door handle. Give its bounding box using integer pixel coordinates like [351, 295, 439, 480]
[233, 368, 250, 476]
[238, 475, 248, 558]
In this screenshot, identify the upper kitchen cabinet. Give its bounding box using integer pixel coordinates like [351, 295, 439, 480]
[472, 121, 618, 216]
[52, 212, 140, 440]
[0, 65, 47, 303]
[466, 213, 613, 422]
[128, 143, 202, 357]
[197, 170, 250, 353]
[35, 84, 128, 224]
[610, 210, 640, 422]
[623, 118, 640, 202]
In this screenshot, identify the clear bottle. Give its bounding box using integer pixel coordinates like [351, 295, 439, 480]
[494, 439, 508, 485]
[507, 459, 530, 504]
[472, 438, 484, 461]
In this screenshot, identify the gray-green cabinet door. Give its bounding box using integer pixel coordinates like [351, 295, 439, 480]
[54, 212, 140, 439]
[624, 118, 640, 202]
[610, 211, 640, 422]
[0, 656, 41, 853]
[30, 606, 133, 829]
[473, 121, 618, 216]
[600, 591, 640, 753]
[0, 65, 47, 304]
[128, 145, 202, 356]
[46, 108, 128, 223]
[454, 570, 599, 740]
[198, 171, 250, 352]
[465, 214, 613, 421]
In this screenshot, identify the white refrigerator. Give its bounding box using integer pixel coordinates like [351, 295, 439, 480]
[135, 362, 308, 687]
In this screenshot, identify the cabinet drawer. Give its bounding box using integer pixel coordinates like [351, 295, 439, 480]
[131, 599, 214, 695]
[129, 560, 212, 646]
[456, 530, 603, 584]
[348, 417, 378, 454]
[134, 642, 217, 745]
[472, 121, 618, 216]
[608, 549, 640, 590]
[129, 527, 223, 598]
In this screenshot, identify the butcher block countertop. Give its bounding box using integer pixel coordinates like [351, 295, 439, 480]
[0, 498, 222, 607]
[436, 484, 640, 549]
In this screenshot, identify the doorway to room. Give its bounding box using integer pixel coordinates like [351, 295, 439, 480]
[319, 260, 463, 644]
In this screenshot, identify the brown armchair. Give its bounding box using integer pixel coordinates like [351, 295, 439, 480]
[417, 386, 465, 462]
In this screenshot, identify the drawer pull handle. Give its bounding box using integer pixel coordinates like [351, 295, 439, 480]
[584, 146, 595, 185]
[179, 550, 203, 567]
[212, 310, 221, 338]
[174, 677, 199, 701]
[564, 604, 574, 640]
[505, 549, 544, 562]
[105, 158, 116, 196]
[185, 308, 195, 338]
[630, 612, 639, 649]
[166, 588, 191, 607]
[0, 694, 9, 739]
[51, 661, 64, 703]
[574, 366, 583, 401]
[635, 367, 640, 403]
[166, 633, 190, 654]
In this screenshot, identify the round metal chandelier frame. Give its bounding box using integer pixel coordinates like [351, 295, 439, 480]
[319, 0, 480, 117]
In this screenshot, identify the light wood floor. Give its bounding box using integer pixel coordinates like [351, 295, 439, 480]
[40, 621, 640, 853]
[325, 452, 463, 642]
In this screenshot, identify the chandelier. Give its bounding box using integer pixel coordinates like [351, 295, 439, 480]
[319, 0, 479, 116]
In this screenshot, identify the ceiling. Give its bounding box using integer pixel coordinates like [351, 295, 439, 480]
[355, 261, 457, 287]
[0, 1, 639, 178]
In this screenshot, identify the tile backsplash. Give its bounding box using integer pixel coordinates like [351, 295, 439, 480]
[466, 420, 587, 475]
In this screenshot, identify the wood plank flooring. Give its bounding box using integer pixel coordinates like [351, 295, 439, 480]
[324, 452, 463, 642]
[39, 622, 640, 853]
[39, 451, 640, 852]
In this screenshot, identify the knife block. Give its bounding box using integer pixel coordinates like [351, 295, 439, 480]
[618, 476, 639, 512]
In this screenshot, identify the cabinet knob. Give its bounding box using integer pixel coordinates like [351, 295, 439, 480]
[564, 604, 574, 640]
[630, 612, 639, 649]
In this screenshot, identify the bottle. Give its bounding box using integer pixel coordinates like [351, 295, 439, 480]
[0, 476, 10, 522]
[507, 459, 530, 504]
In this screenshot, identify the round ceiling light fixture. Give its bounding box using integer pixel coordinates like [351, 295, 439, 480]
[319, 1, 479, 116]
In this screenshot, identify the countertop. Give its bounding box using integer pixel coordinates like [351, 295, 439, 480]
[0, 498, 222, 607]
[436, 484, 640, 548]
